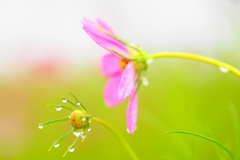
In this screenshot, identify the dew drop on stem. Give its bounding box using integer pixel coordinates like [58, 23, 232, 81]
[142, 80, 149, 86]
[55, 107, 62, 111]
[62, 99, 67, 103]
[81, 135, 87, 139]
[219, 66, 229, 73]
[54, 144, 60, 148]
[73, 132, 82, 137]
[69, 148, 75, 152]
[147, 58, 153, 64]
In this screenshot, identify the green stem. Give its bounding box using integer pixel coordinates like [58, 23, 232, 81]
[47, 104, 75, 112]
[92, 117, 139, 160]
[229, 105, 240, 160]
[58, 95, 81, 110]
[146, 53, 240, 77]
[67, 89, 89, 113]
[48, 128, 74, 151]
[166, 131, 234, 160]
[39, 117, 70, 126]
[62, 128, 81, 158]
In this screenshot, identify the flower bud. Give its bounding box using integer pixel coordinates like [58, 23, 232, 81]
[70, 110, 88, 129]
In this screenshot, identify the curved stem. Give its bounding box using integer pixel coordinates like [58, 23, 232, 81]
[92, 117, 139, 160]
[166, 131, 234, 160]
[146, 53, 240, 77]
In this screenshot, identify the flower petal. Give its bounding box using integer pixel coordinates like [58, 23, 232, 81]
[118, 62, 137, 100]
[82, 18, 130, 58]
[126, 93, 138, 134]
[96, 18, 115, 35]
[101, 53, 121, 77]
[104, 75, 123, 107]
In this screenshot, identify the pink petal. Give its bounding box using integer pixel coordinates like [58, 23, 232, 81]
[104, 75, 124, 107]
[96, 18, 115, 35]
[118, 62, 137, 100]
[101, 53, 121, 77]
[126, 93, 138, 134]
[82, 18, 130, 58]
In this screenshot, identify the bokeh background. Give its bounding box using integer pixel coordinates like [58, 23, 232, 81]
[0, 0, 240, 159]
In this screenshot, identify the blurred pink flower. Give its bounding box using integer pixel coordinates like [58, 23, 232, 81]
[82, 18, 145, 134]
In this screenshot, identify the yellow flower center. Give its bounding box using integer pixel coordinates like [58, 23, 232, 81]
[70, 110, 88, 129]
[119, 58, 130, 71]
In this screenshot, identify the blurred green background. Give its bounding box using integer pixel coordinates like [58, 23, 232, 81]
[0, 50, 240, 160]
[0, 0, 240, 159]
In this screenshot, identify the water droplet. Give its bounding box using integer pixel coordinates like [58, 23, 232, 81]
[73, 132, 82, 137]
[126, 128, 130, 133]
[147, 58, 154, 64]
[54, 144, 60, 148]
[38, 126, 43, 129]
[55, 107, 62, 111]
[219, 66, 229, 73]
[76, 102, 81, 106]
[142, 80, 149, 86]
[81, 135, 87, 139]
[68, 116, 71, 118]
[88, 128, 91, 132]
[81, 117, 86, 121]
[69, 148, 75, 152]
[62, 99, 67, 103]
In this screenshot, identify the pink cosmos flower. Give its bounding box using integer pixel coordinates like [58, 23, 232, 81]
[82, 18, 147, 134]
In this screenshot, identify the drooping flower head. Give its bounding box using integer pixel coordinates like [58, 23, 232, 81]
[82, 18, 149, 134]
[38, 91, 92, 158]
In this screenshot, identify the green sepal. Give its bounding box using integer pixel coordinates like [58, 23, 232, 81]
[39, 117, 70, 126]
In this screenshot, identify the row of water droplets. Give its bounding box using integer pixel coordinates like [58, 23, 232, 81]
[55, 99, 68, 111]
[38, 98, 82, 129]
[53, 143, 75, 153]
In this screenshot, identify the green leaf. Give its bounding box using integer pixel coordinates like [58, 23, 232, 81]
[166, 130, 234, 160]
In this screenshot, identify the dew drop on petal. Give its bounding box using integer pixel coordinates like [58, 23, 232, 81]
[81, 117, 86, 121]
[38, 126, 43, 129]
[147, 58, 154, 64]
[54, 144, 60, 148]
[55, 107, 62, 111]
[62, 99, 67, 103]
[88, 128, 92, 132]
[73, 132, 82, 137]
[69, 148, 75, 152]
[118, 93, 123, 99]
[219, 66, 229, 73]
